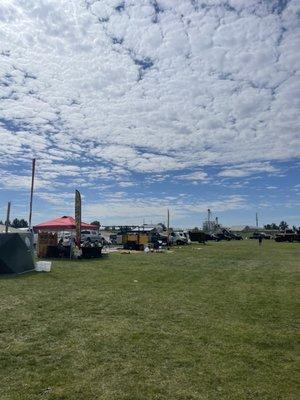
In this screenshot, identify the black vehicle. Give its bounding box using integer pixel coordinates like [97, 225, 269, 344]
[275, 230, 300, 242]
[189, 230, 207, 243]
[232, 233, 243, 240]
[215, 232, 231, 241]
[221, 229, 243, 240]
[205, 233, 221, 241]
[150, 233, 168, 248]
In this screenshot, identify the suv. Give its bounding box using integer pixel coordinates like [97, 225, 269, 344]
[172, 231, 189, 245]
[81, 230, 102, 243]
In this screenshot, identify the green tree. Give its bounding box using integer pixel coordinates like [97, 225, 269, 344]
[264, 223, 279, 230]
[90, 221, 100, 227]
[279, 221, 288, 230]
[11, 218, 29, 228]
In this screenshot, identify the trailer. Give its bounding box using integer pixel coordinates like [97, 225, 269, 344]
[122, 233, 149, 250]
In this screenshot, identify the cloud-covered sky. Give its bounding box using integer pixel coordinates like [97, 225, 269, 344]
[0, 0, 299, 227]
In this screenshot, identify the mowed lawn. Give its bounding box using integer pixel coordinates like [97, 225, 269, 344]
[0, 241, 299, 400]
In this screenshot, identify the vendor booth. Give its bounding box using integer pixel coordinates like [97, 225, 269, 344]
[33, 216, 102, 259]
[33, 216, 97, 232]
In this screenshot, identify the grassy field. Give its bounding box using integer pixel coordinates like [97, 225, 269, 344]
[0, 240, 299, 400]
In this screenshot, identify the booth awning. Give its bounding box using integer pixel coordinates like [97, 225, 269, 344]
[33, 216, 98, 231]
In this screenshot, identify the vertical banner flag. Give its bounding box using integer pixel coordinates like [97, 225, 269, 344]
[5, 202, 11, 234]
[167, 208, 170, 248]
[75, 190, 81, 245]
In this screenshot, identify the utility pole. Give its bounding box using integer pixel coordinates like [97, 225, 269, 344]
[167, 208, 170, 248]
[256, 212, 259, 229]
[5, 202, 11, 233]
[28, 158, 36, 229]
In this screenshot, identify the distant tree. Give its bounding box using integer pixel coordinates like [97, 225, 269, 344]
[19, 219, 28, 228]
[11, 219, 19, 228]
[271, 223, 279, 230]
[279, 221, 288, 230]
[90, 220, 100, 227]
[193, 227, 199, 231]
[11, 218, 29, 228]
[0, 220, 3, 225]
[264, 223, 279, 230]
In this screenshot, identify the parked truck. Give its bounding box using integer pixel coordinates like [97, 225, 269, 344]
[275, 229, 300, 242]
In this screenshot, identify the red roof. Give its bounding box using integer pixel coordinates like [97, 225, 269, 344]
[33, 216, 98, 231]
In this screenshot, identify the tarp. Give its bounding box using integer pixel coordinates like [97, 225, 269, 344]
[33, 216, 97, 232]
[0, 233, 35, 274]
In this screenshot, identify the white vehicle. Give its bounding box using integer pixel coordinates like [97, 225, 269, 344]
[58, 231, 74, 245]
[81, 230, 102, 243]
[172, 231, 190, 245]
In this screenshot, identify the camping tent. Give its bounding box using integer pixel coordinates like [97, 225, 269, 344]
[0, 232, 35, 274]
[33, 216, 97, 232]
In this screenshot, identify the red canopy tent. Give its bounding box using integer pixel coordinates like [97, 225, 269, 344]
[33, 216, 98, 232]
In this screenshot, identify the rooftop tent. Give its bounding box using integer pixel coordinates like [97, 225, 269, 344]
[0, 232, 35, 274]
[33, 216, 97, 232]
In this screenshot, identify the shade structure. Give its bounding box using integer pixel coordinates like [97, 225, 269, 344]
[0, 233, 35, 274]
[33, 216, 97, 232]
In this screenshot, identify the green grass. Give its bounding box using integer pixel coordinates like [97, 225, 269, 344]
[0, 240, 299, 400]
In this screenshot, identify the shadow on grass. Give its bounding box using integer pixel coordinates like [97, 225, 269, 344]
[0, 254, 109, 280]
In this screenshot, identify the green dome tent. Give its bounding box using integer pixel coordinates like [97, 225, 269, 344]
[0, 232, 35, 274]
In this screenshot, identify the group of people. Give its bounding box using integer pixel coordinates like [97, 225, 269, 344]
[57, 237, 82, 259]
[57, 237, 102, 259]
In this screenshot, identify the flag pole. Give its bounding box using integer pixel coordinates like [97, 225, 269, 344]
[28, 158, 36, 229]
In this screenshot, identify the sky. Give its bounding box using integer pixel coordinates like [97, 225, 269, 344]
[0, 0, 299, 228]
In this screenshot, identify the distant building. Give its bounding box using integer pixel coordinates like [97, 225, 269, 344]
[101, 224, 164, 234]
[230, 225, 262, 232]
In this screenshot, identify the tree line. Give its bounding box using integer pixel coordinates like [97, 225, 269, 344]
[264, 221, 289, 230]
[0, 218, 29, 228]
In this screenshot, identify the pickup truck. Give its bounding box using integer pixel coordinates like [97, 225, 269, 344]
[81, 230, 102, 243]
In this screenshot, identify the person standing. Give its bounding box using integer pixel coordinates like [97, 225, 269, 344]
[258, 236, 262, 246]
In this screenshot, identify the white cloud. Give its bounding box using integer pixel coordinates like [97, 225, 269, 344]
[83, 194, 248, 225]
[218, 162, 279, 178]
[177, 170, 208, 181]
[0, 0, 299, 209]
[0, 0, 299, 181]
